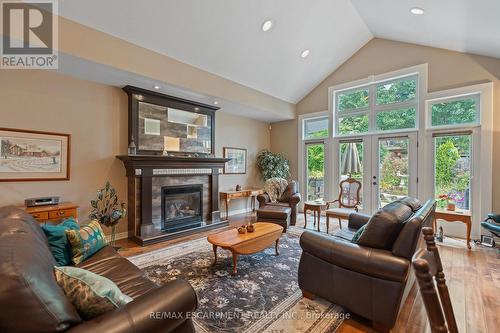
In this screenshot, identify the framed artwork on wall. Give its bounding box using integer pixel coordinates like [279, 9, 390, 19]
[223, 147, 247, 174]
[0, 128, 70, 182]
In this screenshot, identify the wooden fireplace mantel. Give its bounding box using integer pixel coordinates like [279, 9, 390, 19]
[116, 154, 231, 246]
[117, 155, 230, 176]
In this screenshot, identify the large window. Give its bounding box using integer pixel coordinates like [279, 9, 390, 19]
[334, 75, 418, 135]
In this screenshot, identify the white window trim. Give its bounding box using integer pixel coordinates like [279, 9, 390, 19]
[298, 111, 331, 206]
[329, 65, 427, 137]
[426, 91, 481, 130]
[422, 82, 493, 238]
[302, 114, 329, 140]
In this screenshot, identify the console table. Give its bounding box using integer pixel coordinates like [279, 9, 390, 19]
[220, 189, 264, 218]
[22, 202, 79, 224]
[433, 208, 472, 249]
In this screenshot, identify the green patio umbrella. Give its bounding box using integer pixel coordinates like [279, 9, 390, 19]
[341, 142, 361, 175]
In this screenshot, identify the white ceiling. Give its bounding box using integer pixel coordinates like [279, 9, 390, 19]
[58, 0, 372, 104]
[351, 0, 500, 60]
[58, 0, 500, 107]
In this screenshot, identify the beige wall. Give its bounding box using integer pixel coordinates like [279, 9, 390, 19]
[0, 70, 270, 233]
[271, 39, 500, 213]
[217, 114, 270, 213]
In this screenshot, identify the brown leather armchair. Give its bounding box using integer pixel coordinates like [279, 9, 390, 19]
[0, 206, 197, 333]
[257, 180, 301, 226]
[298, 198, 436, 332]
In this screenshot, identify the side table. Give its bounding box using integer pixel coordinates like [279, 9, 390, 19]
[433, 208, 472, 250]
[303, 201, 327, 232]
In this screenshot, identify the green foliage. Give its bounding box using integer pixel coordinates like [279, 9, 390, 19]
[434, 137, 471, 201]
[307, 144, 324, 179]
[431, 98, 476, 126]
[338, 89, 369, 111]
[339, 114, 369, 135]
[256, 150, 290, 181]
[376, 79, 416, 105]
[376, 108, 416, 131]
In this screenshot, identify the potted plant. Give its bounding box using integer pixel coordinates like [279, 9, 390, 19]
[89, 181, 127, 249]
[256, 150, 290, 181]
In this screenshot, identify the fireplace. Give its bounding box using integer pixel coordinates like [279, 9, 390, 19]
[161, 184, 203, 233]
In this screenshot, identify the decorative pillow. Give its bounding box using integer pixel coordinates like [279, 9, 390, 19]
[42, 218, 80, 266]
[66, 220, 106, 265]
[357, 200, 414, 249]
[54, 266, 132, 320]
[351, 224, 367, 244]
[279, 180, 297, 202]
[264, 177, 288, 202]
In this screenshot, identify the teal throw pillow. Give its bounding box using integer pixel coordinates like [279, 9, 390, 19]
[351, 224, 367, 244]
[42, 218, 80, 266]
[66, 220, 107, 265]
[54, 266, 133, 320]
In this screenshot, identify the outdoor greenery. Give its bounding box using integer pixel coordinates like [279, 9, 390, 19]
[431, 98, 477, 126]
[303, 78, 474, 208]
[338, 89, 369, 111]
[256, 150, 290, 181]
[434, 136, 471, 209]
[376, 108, 416, 131]
[376, 79, 416, 105]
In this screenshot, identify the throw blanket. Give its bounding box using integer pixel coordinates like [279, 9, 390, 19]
[264, 178, 288, 203]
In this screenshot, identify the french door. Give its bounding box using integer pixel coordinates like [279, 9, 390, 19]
[333, 132, 418, 214]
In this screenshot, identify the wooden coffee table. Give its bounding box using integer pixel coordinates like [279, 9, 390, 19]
[207, 222, 283, 274]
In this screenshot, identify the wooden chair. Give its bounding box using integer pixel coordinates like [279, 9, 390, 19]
[412, 227, 459, 333]
[325, 176, 361, 233]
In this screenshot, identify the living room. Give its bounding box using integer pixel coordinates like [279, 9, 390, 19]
[0, 1, 499, 332]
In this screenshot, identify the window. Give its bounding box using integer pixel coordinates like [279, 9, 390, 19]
[429, 95, 479, 127]
[434, 133, 471, 210]
[334, 75, 418, 136]
[376, 77, 417, 105]
[337, 88, 369, 111]
[376, 108, 416, 131]
[338, 114, 369, 135]
[303, 116, 328, 139]
[306, 143, 325, 201]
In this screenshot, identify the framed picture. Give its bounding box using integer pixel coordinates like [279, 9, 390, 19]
[223, 147, 247, 174]
[0, 128, 70, 182]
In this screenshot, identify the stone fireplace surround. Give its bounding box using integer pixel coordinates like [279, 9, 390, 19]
[117, 155, 230, 246]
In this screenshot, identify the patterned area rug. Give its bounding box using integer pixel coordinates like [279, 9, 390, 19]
[128, 227, 344, 333]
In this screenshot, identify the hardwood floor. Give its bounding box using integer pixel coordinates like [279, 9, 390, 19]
[117, 212, 500, 333]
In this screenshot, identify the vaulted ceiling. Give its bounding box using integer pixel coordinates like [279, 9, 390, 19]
[58, 0, 500, 104]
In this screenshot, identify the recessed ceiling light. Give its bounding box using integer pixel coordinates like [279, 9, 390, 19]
[213, 101, 219, 105]
[300, 49, 310, 58]
[410, 7, 424, 15]
[261, 20, 273, 32]
[153, 85, 161, 90]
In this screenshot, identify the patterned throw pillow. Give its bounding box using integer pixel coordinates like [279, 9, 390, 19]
[54, 266, 132, 320]
[42, 218, 80, 266]
[66, 220, 106, 265]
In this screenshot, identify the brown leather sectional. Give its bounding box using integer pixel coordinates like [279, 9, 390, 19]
[0, 206, 197, 333]
[298, 198, 436, 331]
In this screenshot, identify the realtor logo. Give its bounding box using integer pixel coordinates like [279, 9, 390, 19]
[1, 0, 58, 69]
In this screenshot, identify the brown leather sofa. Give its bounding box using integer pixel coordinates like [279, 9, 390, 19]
[298, 198, 436, 331]
[0, 206, 197, 333]
[257, 180, 301, 226]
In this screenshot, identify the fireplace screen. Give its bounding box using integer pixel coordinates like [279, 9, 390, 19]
[161, 184, 203, 233]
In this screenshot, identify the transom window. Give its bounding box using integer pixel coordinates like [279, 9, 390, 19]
[428, 94, 480, 128]
[303, 116, 329, 139]
[334, 75, 418, 136]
